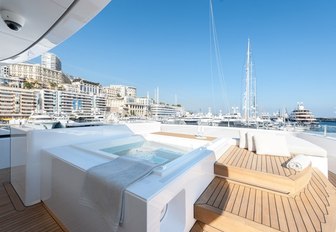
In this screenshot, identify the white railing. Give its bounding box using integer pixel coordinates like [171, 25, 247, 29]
[308, 125, 336, 138]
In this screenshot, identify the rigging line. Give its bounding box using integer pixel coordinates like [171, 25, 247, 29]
[209, 0, 216, 113]
[209, 0, 230, 113]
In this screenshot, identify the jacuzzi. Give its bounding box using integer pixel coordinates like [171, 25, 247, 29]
[72, 135, 191, 166]
[40, 129, 232, 232]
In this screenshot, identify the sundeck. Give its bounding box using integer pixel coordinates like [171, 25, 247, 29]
[1, 123, 336, 231]
[0, 0, 335, 231]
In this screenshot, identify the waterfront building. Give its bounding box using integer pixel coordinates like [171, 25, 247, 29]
[106, 97, 124, 114]
[41, 53, 62, 71]
[0, 86, 36, 118]
[0, 66, 9, 77]
[0, 86, 106, 119]
[124, 96, 153, 117]
[72, 78, 102, 95]
[150, 103, 183, 119]
[103, 85, 136, 98]
[44, 90, 106, 116]
[0, 65, 24, 88]
[8, 63, 67, 89]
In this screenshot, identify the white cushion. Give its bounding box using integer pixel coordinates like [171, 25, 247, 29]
[286, 136, 327, 157]
[239, 130, 248, 148]
[254, 133, 291, 157]
[247, 132, 256, 151]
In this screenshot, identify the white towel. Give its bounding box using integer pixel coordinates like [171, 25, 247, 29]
[80, 156, 157, 232]
[286, 154, 311, 171]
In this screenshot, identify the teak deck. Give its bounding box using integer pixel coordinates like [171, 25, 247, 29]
[0, 169, 64, 232]
[193, 146, 336, 232]
[215, 146, 312, 195]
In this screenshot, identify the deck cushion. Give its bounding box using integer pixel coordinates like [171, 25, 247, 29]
[286, 136, 327, 157]
[247, 132, 257, 151]
[239, 130, 248, 149]
[254, 133, 291, 157]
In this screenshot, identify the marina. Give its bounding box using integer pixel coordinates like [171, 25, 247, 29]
[0, 0, 335, 232]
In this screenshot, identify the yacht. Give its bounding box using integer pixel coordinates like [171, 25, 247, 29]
[0, 1, 335, 232]
[289, 102, 318, 127]
[25, 111, 60, 129]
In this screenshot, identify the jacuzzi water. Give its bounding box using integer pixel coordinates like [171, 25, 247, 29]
[100, 141, 185, 164]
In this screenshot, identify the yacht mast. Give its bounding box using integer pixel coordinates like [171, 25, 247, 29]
[243, 38, 257, 123]
[244, 39, 251, 123]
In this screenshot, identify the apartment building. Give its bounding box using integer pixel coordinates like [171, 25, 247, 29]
[41, 53, 62, 71]
[8, 63, 66, 88]
[103, 85, 136, 98]
[0, 86, 36, 118]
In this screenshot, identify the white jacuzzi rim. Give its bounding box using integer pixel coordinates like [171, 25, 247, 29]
[70, 134, 218, 176]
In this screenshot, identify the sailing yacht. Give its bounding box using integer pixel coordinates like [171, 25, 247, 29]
[0, 1, 335, 232]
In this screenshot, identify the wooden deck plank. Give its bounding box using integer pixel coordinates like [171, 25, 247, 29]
[300, 191, 322, 231]
[274, 195, 289, 232]
[329, 171, 336, 188]
[304, 187, 326, 223]
[190, 221, 203, 232]
[281, 197, 298, 232]
[197, 178, 221, 204]
[213, 181, 229, 208]
[190, 221, 224, 232]
[265, 155, 273, 174]
[287, 197, 307, 231]
[231, 185, 244, 215]
[217, 146, 295, 176]
[3, 182, 25, 211]
[307, 183, 328, 215]
[274, 157, 286, 177]
[195, 169, 336, 232]
[218, 145, 235, 164]
[231, 148, 244, 167]
[246, 188, 256, 221]
[261, 155, 267, 173]
[238, 187, 250, 218]
[218, 181, 233, 211]
[217, 147, 301, 178]
[271, 157, 280, 175]
[236, 149, 247, 168]
[241, 148, 250, 169]
[294, 194, 316, 232]
[224, 184, 239, 212]
[251, 152, 258, 171]
[222, 146, 237, 166]
[216, 146, 314, 195]
[245, 149, 254, 170]
[314, 169, 328, 188]
[268, 193, 280, 230]
[207, 178, 225, 206]
[254, 189, 262, 224]
[310, 174, 329, 206]
[261, 191, 270, 227]
[0, 169, 65, 232]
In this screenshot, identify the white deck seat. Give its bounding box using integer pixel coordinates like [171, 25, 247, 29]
[239, 130, 328, 176]
[286, 135, 327, 157]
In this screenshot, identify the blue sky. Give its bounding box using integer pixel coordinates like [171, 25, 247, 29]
[36, 0, 336, 117]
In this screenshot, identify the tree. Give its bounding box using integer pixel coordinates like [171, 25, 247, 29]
[49, 82, 57, 89]
[23, 81, 33, 89]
